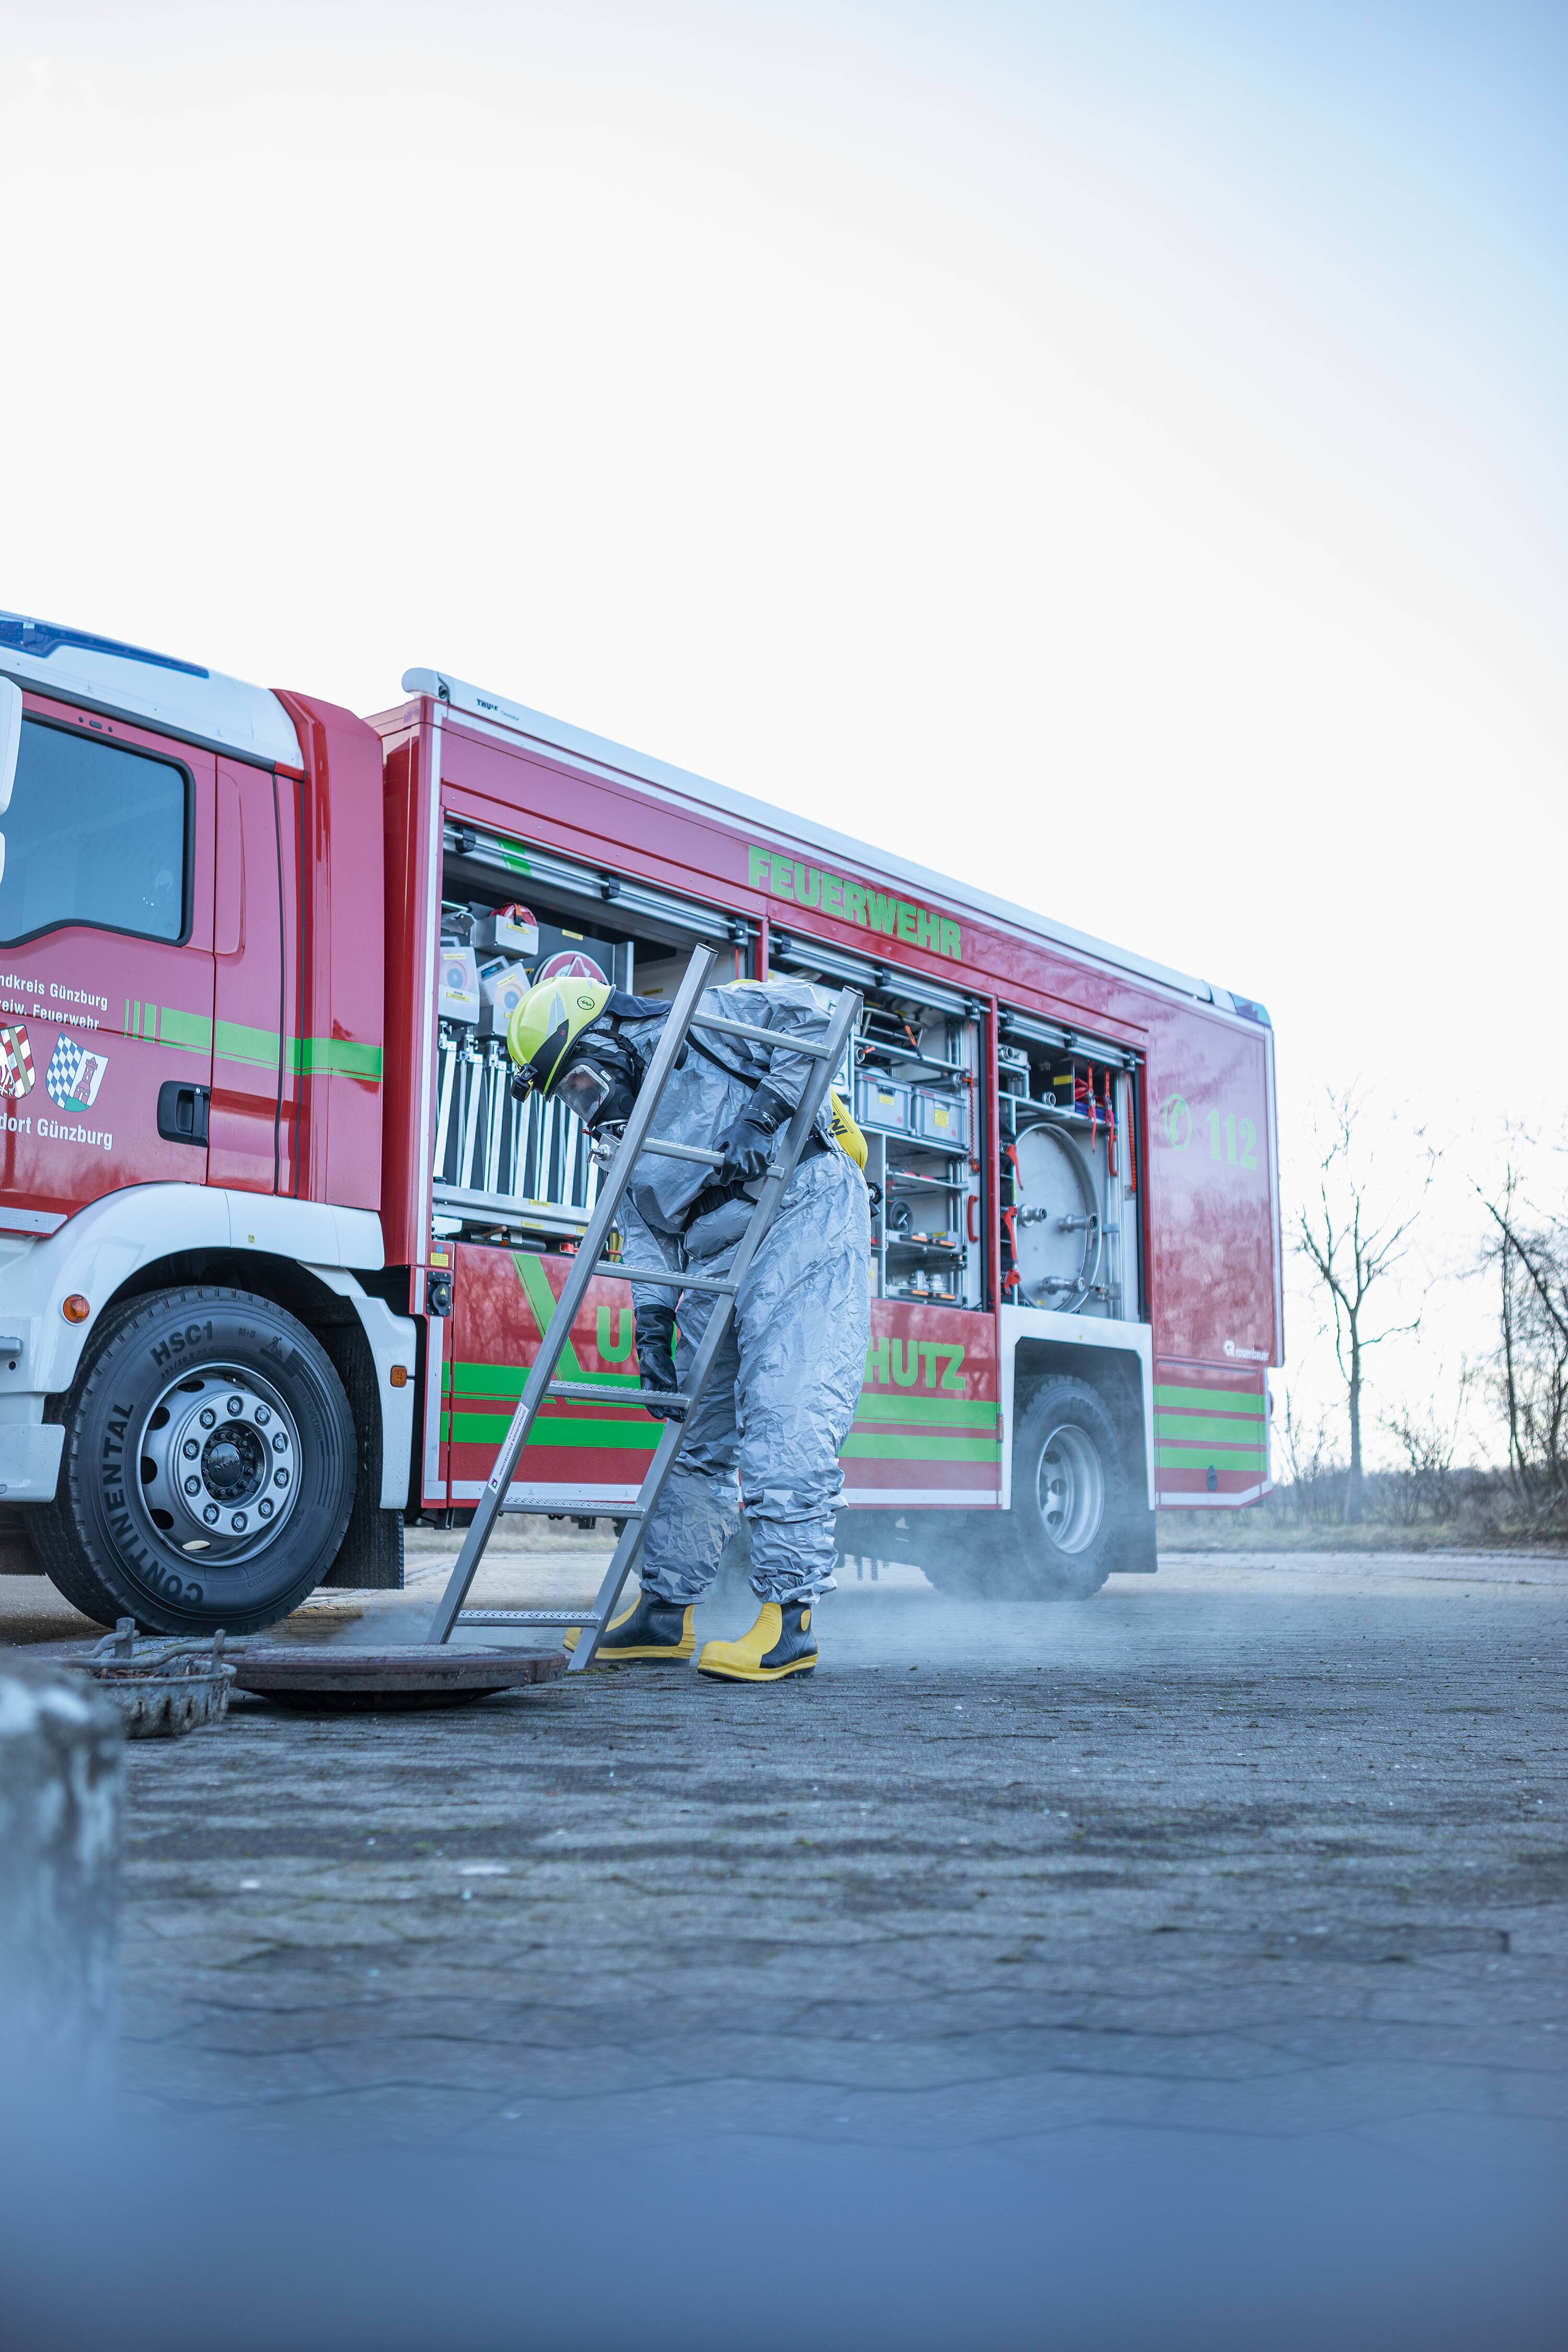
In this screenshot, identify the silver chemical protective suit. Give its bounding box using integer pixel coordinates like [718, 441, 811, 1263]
[614, 977, 870, 1607]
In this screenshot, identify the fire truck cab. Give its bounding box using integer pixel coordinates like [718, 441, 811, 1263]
[0, 612, 1282, 1633]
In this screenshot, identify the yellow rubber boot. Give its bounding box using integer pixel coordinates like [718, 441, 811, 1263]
[697, 1601, 817, 1683]
[564, 1591, 695, 1663]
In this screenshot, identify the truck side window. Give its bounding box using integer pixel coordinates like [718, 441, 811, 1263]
[0, 719, 189, 947]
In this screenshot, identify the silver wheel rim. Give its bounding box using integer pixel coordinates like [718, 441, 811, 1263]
[1035, 1420, 1104, 1555]
[134, 1364, 303, 1564]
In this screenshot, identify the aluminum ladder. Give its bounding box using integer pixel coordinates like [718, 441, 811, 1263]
[425, 944, 861, 1668]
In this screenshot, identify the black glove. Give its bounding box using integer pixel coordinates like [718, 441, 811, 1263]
[635, 1302, 681, 1418]
[715, 1083, 791, 1186]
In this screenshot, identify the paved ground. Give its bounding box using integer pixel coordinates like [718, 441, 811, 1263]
[5, 1543, 1566, 2159]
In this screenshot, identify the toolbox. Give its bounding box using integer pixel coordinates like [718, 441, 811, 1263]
[856, 1074, 912, 1131]
[474, 903, 540, 957]
[913, 1089, 969, 1151]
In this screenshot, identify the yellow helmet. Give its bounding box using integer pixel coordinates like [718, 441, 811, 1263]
[505, 977, 613, 1097]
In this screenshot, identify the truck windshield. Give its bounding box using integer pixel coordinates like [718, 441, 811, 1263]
[0, 719, 188, 946]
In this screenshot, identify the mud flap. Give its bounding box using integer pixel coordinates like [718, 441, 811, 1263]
[1112, 1506, 1159, 1573]
[318, 1324, 406, 1590]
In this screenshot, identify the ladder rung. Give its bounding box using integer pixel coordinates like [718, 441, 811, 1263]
[693, 1012, 833, 1059]
[546, 1379, 664, 1402]
[546, 1380, 690, 1417]
[457, 1609, 599, 1626]
[602, 1263, 737, 1294]
[497, 1494, 647, 1518]
[637, 1138, 725, 1167]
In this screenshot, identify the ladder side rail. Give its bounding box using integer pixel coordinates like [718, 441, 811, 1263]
[563, 985, 862, 1672]
[690, 1011, 834, 1059]
[425, 944, 720, 1643]
[558, 1408, 700, 1671]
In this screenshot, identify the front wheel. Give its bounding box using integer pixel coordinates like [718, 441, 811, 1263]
[34, 1285, 358, 1635]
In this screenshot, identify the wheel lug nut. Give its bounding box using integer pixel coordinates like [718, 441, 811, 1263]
[203, 1505, 219, 1525]
[200, 1408, 216, 1429]
[232, 1512, 247, 1531]
[255, 1405, 270, 1426]
[184, 1476, 201, 1495]
[226, 1396, 244, 1417]
[274, 1468, 290, 1488]
[272, 1432, 287, 1452]
[182, 1439, 199, 1460]
[259, 1499, 273, 1519]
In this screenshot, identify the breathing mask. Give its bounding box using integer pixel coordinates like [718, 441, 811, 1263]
[550, 1033, 641, 1131]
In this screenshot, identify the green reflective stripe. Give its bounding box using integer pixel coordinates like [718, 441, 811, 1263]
[456, 1360, 641, 1400]
[154, 1006, 213, 1053]
[215, 1018, 281, 1068]
[512, 1253, 585, 1380]
[497, 836, 532, 875]
[292, 1037, 383, 1081]
[841, 1431, 1001, 1463]
[1156, 1413, 1267, 1444]
[450, 1411, 659, 1450]
[1157, 1439, 1265, 1461]
[855, 1392, 998, 1429]
[1155, 1384, 1264, 1415]
[206, 1023, 384, 1079]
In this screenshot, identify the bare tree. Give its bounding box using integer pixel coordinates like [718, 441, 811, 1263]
[1278, 1387, 1340, 1524]
[1295, 1088, 1435, 1522]
[1380, 1363, 1472, 1527]
[1478, 1154, 1568, 1531]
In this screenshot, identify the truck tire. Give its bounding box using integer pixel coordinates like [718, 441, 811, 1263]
[33, 1285, 358, 1636]
[999, 1376, 1127, 1599]
[913, 1378, 1128, 1601]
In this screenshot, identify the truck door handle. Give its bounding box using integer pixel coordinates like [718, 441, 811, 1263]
[157, 1081, 210, 1146]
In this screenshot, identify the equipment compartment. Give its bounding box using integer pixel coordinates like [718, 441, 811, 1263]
[429, 821, 751, 1254]
[996, 1015, 1140, 1320]
[848, 989, 984, 1310]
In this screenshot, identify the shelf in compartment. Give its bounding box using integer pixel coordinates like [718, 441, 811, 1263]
[885, 1238, 963, 1258]
[884, 1169, 965, 1192]
[1005, 1097, 1101, 1125]
[858, 1049, 967, 1085]
[432, 1183, 591, 1242]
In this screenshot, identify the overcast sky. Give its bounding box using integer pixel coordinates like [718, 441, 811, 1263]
[3, 1, 1564, 1460]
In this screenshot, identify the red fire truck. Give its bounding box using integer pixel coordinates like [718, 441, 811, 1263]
[0, 611, 1282, 1634]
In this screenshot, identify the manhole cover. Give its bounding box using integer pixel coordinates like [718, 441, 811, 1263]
[230, 1646, 566, 1712]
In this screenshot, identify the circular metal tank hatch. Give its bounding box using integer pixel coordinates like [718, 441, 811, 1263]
[1012, 1119, 1100, 1307]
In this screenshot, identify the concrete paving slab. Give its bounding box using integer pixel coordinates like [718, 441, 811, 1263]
[6, 1544, 1567, 2158]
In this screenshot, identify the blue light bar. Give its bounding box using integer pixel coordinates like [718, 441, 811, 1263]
[0, 610, 209, 679]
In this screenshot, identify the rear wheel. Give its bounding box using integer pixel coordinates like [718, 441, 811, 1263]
[34, 1285, 358, 1635]
[1001, 1376, 1126, 1598]
[910, 1376, 1127, 1601]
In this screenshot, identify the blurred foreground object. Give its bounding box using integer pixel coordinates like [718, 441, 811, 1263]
[0, 1654, 123, 2093]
